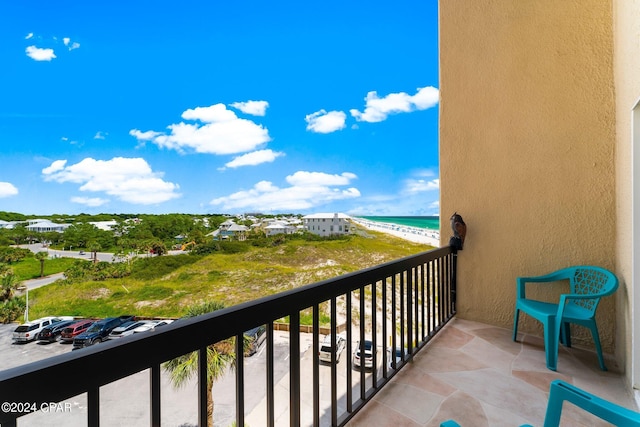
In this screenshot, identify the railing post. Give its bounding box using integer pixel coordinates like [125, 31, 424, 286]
[198, 346, 208, 427]
[88, 387, 99, 427]
[290, 311, 300, 427]
[150, 364, 161, 427]
[266, 322, 275, 427]
[331, 297, 338, 425]
[451, 247, 458, 313]
[236, 333, 245, 427]
[313, 305, 320, 426]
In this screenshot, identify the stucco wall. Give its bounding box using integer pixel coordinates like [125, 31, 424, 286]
[613, 0, 640, 386]
[439, 1, 617, 352]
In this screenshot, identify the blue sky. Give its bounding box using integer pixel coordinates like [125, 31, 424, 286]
[0, 1, 439, 216]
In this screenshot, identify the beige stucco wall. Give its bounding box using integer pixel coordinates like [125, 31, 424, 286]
[613, 0, 640, 386]
[439, 1, 618, 354]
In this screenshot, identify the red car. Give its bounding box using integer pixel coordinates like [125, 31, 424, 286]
[60, 320, 95, 343]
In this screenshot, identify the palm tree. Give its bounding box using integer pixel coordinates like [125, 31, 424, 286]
[88, 241, 102, 264]
[34, 251, 48, 277]
[163, 301, 238, 427]
[0, 270, 19, 302]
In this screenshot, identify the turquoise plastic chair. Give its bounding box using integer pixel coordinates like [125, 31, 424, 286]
[440, 379, 640, 427]
[512, 266, 618, 371]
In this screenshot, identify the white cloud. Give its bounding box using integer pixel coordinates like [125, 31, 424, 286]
[130, 103, 271, 155]
[0, 182, 18, 198]
[210, 171, 360, 212]
[25, 33, 34, 40]
[94, 131, 107, 140]
[71, 196, 109, 207]
[230, 100, 269, 116]
[42, 159, 67, 175]
[25, 45, 56, 61]
[350, 86, 439, 123]
[42, 157, 181, 205]
[63, 37, 80, 51]
[223, 149, 284, 169]
[286, 171, 356, 186]
[129, 129, 162, 141]
[305, 110, 347, 134]
[403, 178, 439, 194]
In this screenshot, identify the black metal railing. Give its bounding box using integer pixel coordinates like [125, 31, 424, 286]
[0, 245, 456, 427]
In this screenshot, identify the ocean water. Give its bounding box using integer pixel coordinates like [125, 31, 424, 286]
[357, 216, 440, 231]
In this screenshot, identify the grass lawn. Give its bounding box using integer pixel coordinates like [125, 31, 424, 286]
[26, 231, 435, 320]
[11, 257, 81, 281]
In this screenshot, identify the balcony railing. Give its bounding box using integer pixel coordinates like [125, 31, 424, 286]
[0, 245, 456, 427]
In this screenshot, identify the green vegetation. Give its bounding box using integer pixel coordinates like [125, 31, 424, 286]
[26, 231, 430, 320]
[163, 300, 238, 427]
[8, 255, 78, 281]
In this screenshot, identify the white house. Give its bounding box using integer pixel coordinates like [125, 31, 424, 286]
[25, 219, 70, 233]
[264, 221, 297, 236]
[0, 220, 17, 229]
[89, 220, 118, 231]
[302, 213, 351, 237]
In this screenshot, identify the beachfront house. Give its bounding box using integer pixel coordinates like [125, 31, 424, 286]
[302, 213, 351, 237]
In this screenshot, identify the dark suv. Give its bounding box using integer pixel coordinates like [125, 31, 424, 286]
[72, 316, 134, 349]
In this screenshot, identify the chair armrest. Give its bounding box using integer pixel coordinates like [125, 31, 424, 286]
[544, 380, 640, 426]
[519, 270, 571, 283]
[517, 271, 569, 299]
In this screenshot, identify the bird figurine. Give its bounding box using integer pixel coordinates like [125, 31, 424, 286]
[449, 212, 466, 250]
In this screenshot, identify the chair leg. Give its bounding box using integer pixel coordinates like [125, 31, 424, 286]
[560, 322, 571, 347]
[544, 317, 558, 371]
[513, 309, 520, 341]
[589, 322, 607, 371]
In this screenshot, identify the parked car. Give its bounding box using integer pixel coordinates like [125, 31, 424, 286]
[245, 325, 267, 356]
[60, 320, 96, 343]
[36, 319, 77, 343]
[12, 317, 74, 343]
[73, 316, 134, 349]
[131, 319, 173, 334]
[387, 347, 408, 370]
[319, 334, 346, 363]
[107, 320, 150, 340]
[353, 340, 376, 369]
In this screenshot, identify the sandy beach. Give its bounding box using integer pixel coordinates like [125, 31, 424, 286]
[350, 218, 441, 247]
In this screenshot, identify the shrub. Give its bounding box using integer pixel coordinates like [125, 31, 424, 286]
[64, 259, 132, 283]
[0, 298, 25, 323]
[130, 254, 201, 280]
[191, 240, 250, 255]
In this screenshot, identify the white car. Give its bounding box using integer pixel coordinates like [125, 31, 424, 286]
[319, 334, 346, 363]
[12, 316, 74, 343]
[132, 319, 173, 334]
[107, 320, 150, 340]
[353, 340, 376, 369]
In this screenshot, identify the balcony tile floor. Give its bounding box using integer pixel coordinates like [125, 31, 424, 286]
[346, 318, 637, 427]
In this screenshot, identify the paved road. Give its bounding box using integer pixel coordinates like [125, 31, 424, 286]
[0, 324, 380, 427]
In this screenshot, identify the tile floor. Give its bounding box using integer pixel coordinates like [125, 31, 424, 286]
[346, 318, 637, 427]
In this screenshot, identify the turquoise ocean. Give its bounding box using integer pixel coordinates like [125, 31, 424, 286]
[357, 216, 440, 231]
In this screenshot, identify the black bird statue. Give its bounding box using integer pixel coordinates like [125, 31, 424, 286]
[449, 212, 466, 250]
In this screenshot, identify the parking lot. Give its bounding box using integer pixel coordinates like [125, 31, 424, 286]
[0, 324, 380, 427]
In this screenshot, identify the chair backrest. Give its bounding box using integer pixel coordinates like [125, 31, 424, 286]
[543, 380, 640, 427]
[567, 266, 618, 313]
